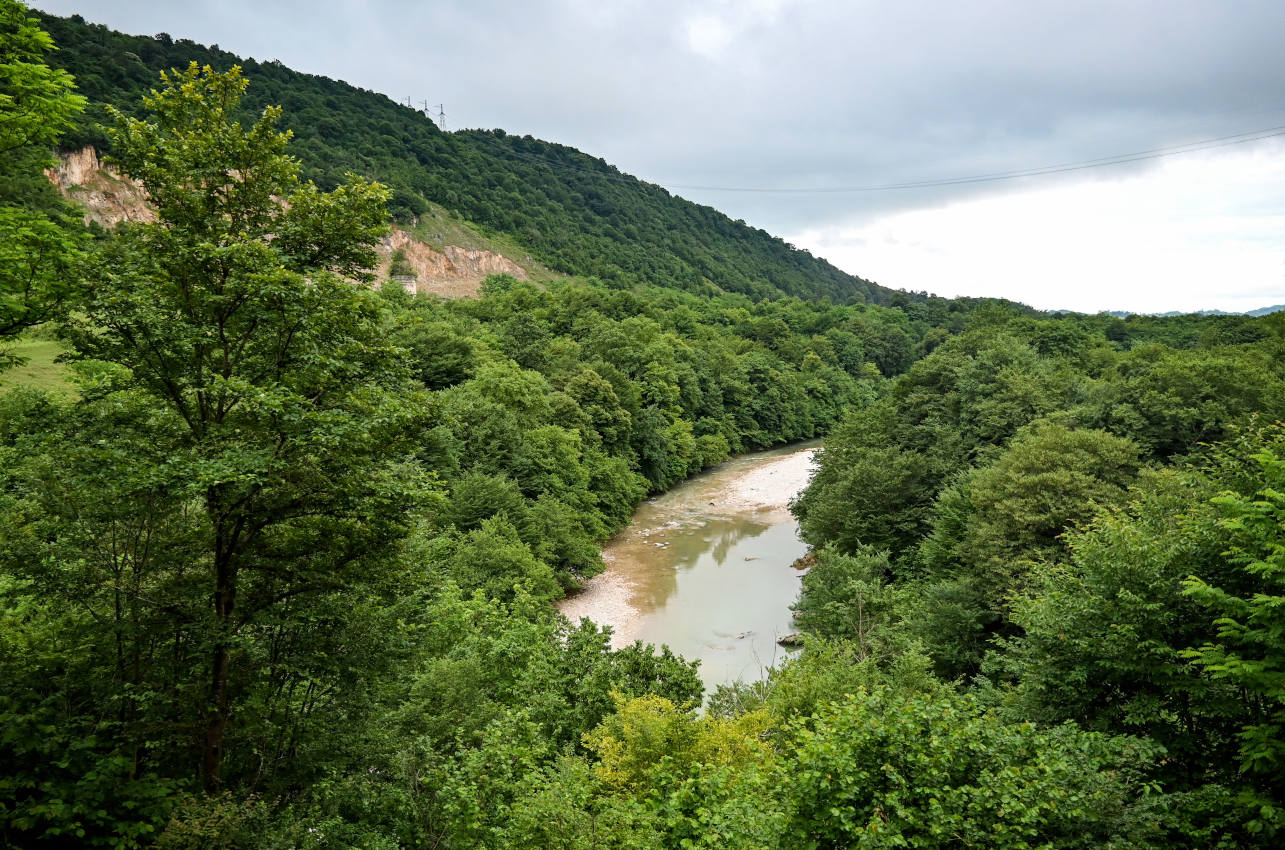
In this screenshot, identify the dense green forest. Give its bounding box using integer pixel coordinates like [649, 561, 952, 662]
[787, 315, 1285, 845]
[3, 3, 1285, 847]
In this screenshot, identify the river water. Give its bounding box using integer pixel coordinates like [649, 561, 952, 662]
[558, 442, 819, 694]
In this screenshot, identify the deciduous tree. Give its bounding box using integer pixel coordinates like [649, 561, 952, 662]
[65, 63, 425, 792]
[0, 0, 85, 351]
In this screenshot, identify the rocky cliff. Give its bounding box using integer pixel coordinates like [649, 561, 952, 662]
[45, 146, 155, 227]
[48, 147, 528, 298]
[375, 228, 528, 298]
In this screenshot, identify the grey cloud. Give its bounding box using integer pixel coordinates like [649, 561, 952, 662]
[32, 0, 1285, 234]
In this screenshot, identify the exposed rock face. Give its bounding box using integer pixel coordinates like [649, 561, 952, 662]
[45, 146, 156, 227]
[790, 551, 818, 571]
[51, 144, 99, 186]
[47, 147, 528, 300]
[374, 228, 528, 299]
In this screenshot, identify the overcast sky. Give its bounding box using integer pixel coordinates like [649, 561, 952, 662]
[33, 0, 1285, 313]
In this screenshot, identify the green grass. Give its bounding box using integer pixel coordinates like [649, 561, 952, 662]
[0, 336, 75, 398]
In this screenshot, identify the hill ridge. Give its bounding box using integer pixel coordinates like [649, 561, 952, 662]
[38, 10, 900, 305]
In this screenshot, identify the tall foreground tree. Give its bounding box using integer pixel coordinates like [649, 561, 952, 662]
[0, 0, 85, 349]
[1000, 424, 1285, 844]
[1185, 443, 1285, 832]
[64, 63, 425, 792]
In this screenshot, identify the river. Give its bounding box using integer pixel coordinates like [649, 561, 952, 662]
[558, 442, 819, 694]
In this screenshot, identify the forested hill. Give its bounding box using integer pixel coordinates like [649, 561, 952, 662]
[39, 11, 893, 304]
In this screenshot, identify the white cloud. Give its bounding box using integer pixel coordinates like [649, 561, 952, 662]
[684, 14, 733, 58]
[789, 145, 1285, 313]
[683, 0, 792, 60]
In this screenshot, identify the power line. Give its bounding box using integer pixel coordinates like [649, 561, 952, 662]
[665, 124, 1285, 193]
[466, 121, 1285, 195]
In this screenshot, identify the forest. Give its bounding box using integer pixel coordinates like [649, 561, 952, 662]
[2, 3, 1285, 847]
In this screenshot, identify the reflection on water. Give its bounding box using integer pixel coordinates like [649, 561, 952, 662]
[601, 443, 817, 694]
[627, 516, 773, 611]
[634, 519, 807, 692]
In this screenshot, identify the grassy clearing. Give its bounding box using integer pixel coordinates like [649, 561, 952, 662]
[0, 336, 75, 398]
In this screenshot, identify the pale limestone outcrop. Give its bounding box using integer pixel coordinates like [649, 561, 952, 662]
[374, 228, 528, 298]
[48, 146, 527, 299]
[45, 146, 156, 227]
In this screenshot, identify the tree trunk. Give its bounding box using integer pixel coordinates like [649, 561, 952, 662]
[202, 639, 230, 792]
[202, 528, 237, 793]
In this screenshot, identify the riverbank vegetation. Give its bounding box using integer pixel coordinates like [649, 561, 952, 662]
[789, 315, 1285, 845]
[3, 4, 1284, 846]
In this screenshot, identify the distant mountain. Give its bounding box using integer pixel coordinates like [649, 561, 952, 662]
[1247, 304, 1285, 317]
[1101, 305, 1284, 318]
[39, 11, 899, 305]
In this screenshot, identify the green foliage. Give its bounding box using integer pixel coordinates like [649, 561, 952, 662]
[4, 12, 1285, 848]
[0, 1, 86, 353]
[290, 586, 703, 848]
[0, 572, 180, 847]
[789, 316, 1284, 846]
[923, 422, 1141, 580]
[795, 325, 1087, 562]
[781, 686, 1162, 849]
[790, 547, 903, 657]
[731, 640, 941, 726]
[444, 516, 561, 603]
[0, 1, 83, 155]
[496, 757, 658, 849]
[901, 422, 1143, 676]
[583, 694, 785, 847]
[1184, 445, 1285, 833]
[1088, 345, 1285, 457]
[795, 314, 1283, 683]
[999, 464, 1241, 771]
[40, 63, 426, 807]
[998, 424, 1285, 844]
[794, 434, 937, 556]
[383, 274, 905, 598]
[390, 318, 475, 389]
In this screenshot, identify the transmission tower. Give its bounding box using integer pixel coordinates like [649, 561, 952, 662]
[414, 99, 446, 130]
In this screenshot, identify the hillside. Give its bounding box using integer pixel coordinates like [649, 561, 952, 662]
[38, 11, 895, 304]
[44, 143, 550, 298]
